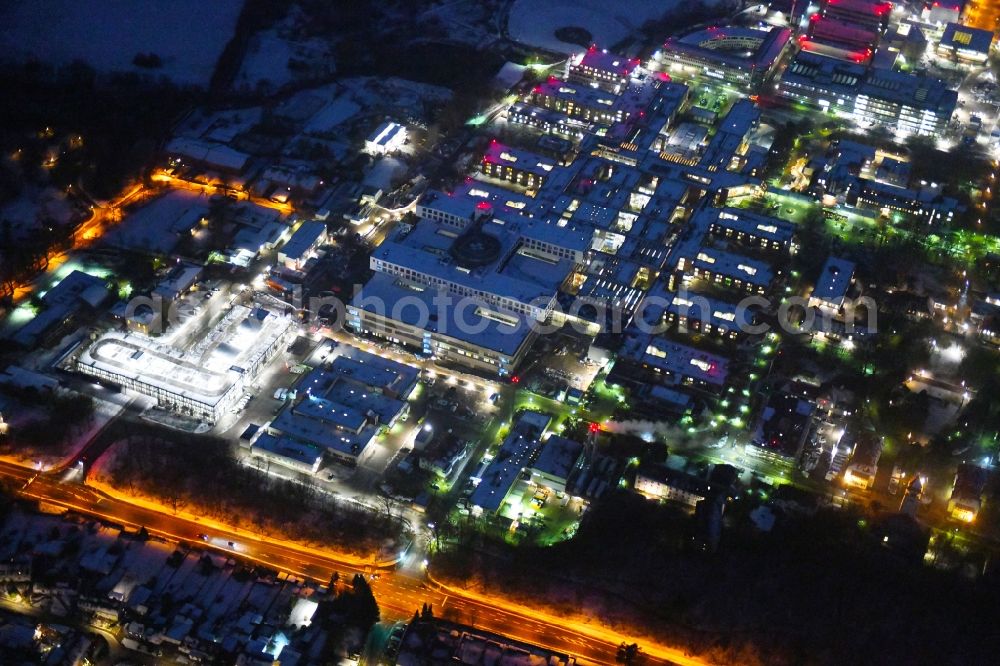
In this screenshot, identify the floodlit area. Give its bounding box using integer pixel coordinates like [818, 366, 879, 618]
[77, 304, 293, 424]
[507, 0, 680, 54]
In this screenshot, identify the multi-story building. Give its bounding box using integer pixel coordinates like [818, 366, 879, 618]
[844, 431, 883, 489]
[809, 256, 856, 313]
[657, 25, 793, 90]
[481, 140, 557, 190]
[76, 305, 292, 424]
[635, 464, 708, 507]
[528, 78, 628, 126]
[612, 334, 730, 394]
[351, 211, 589, 375]
[706, 207, 796, 251]
[776, 52, 957, 138]
[818, 0, 892, 33]
[567, 46, 640, 92]
[677, 247, 774, 295]
[801, 14, 880, 64]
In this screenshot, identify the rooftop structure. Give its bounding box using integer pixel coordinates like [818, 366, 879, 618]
[77, 305, 292, 424]
[266, 348, 415, 464]
[776, 51, 957, 137]
[809, 256, 856, 312]
[278, 220, 327, 270]
[658, 25, 793, 90]
[937, 23, 994, 63]
[614, 334, 730, 393]
[364, 121, 407, 156]
[568, 46, 640, 91]
[470, 412, 550, 514]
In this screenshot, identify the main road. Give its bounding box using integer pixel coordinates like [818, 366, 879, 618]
[0, 460, 704, 666]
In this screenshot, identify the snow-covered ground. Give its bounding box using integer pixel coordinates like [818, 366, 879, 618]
[0, 187, 79, 240]
[507, 0, 681, 54]
[364, 157, 408, 191]
[0, 0, 244, 87]
[105, 190, 208, 254]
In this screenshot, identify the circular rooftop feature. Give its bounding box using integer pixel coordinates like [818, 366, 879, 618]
[450, 230, 502, 268]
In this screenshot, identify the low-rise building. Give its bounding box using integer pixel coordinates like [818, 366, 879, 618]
[278, 220, 327, 270]
[809, 256, 856, 313]
[250, 432, 323, 475]
[948, 464, 988, 523]
[844, 431, 882, 489]
[364, 121, 407, 156]
[529, 435, 584, 494]
[635, 464, 708, 507]
[612, 334, 730, 394]
[936, 23, 994, 64]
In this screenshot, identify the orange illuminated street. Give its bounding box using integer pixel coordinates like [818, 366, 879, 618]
[0, 460, 706, 666]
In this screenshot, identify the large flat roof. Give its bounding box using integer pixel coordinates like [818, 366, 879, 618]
[77, 305, 291, 407]
[620, 334, 729, 386]
[572, 47, 640, 77]
[812, 256, 855, 305]
[939, 22, 994, 55]
[707, 207, 795, 244]
[531, 435, 583, 482]
[665, 26, 792, 71]
[372, 219, 577, 307]
[281, 220, 326, 260]
[352, 273, 533, 356]
[782, 52, 958, 114]
[470, 434, 538, 512]
[252, 432, 322, 467]
[692, 247, 774, 287]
